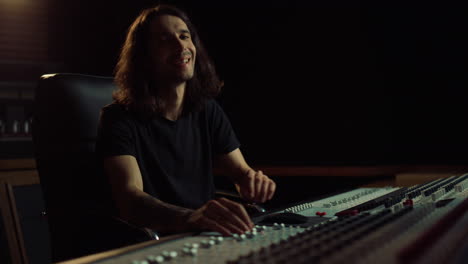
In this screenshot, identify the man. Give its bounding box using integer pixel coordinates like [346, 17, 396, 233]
[96, 4, 276, 237]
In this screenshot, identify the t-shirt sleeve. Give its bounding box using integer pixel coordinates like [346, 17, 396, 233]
[96, 104, 136, 158]
[207, 100, 241, 155]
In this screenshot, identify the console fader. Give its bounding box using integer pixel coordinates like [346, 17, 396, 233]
[87, 174, 468, 264]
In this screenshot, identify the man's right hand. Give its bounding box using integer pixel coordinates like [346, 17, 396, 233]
[187, 198, 254, 236]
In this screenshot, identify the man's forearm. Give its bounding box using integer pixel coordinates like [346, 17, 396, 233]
[120, 190, 194, 234]
[220, 163, 252, 185]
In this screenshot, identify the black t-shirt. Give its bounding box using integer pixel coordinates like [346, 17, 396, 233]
[95, 99, 240, 209]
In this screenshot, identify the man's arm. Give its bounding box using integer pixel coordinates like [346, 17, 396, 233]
[216, 148, 276, 203]
[104, 155, 253, 236]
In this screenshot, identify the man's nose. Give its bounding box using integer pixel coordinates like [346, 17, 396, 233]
[172, 37, 185, 52]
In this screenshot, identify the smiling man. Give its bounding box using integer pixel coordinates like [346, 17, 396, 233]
[96, 4, 276, 238]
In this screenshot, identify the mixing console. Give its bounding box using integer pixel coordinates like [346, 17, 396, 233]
[86, 174, 468, 264]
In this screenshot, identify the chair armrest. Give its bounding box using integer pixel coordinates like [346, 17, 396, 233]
[215, 190, 243, 202]
[215, 190, 266, 215]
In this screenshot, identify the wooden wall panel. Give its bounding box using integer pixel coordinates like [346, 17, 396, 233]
[0, 0, 49, 62]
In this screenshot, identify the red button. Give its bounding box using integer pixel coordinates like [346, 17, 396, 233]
[403, 199, 414, 206]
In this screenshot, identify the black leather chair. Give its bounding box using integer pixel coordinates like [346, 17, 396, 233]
[33, 73, 155, 262]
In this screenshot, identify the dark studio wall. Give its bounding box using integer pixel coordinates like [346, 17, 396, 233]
[47, 0, 468, 166]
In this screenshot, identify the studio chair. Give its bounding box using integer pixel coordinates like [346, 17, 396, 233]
[33, 73, 155, 262]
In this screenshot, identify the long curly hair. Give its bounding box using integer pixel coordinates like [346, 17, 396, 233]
[114, 4, 222, 118]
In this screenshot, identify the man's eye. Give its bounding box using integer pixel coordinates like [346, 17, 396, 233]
[180, 35, 190, 40]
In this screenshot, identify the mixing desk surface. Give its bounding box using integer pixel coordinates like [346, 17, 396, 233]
[81, 174, 468, 264]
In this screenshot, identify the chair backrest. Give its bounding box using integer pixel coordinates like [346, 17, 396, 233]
[33, 73, 117, 261]
[33, 74, 158, 262]
[33, 73, 115, 213]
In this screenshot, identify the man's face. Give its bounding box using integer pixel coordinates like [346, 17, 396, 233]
[148, 15, 196, 84]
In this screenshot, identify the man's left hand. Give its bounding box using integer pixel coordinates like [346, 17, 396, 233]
[237, 170, 276, 203]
